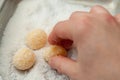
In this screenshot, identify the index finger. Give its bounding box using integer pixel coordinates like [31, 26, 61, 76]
[48, 20, 74, 49]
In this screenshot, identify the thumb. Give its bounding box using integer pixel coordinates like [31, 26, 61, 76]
[48, 56, 79, 78]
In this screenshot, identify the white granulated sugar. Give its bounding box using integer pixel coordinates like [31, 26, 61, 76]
[0, 76, 3, 80]
[0, 0, 90, 80]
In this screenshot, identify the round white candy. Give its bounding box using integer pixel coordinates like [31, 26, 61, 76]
[44, 45, 67, 62]
[12, 48, 36, 70]
[26, 29, 47, 50]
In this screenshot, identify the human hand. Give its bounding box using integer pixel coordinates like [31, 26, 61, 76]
[48, 5, 120, 80]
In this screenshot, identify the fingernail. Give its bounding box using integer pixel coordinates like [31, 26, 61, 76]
[48, 57, 56, 67]
[48, 56, 60, 69]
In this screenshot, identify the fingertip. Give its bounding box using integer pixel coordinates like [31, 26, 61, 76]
[48, 29, 61, 45]
[48, 56, 59, 68]
[48, 32, 57, 44]
[48, 56, 66, 68]
[48, 34, 73, 50]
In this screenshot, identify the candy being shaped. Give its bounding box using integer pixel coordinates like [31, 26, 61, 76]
[44, 45, 67, 62]
[12, 48, 36, 70]
[26, 29, 47, 50]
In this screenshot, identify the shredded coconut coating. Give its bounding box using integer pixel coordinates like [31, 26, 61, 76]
[44, 45, 67, 61]
[26, 29, 47, 50]
[12, 48, 36, 70]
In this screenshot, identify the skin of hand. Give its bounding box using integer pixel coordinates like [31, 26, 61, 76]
[48, 5, 120, 80]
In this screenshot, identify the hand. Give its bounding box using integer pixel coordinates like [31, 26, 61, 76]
[48, 5, 120, 80]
